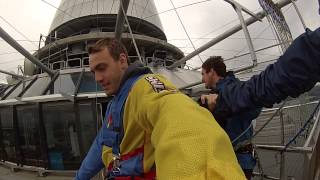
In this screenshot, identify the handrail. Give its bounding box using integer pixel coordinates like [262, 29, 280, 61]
[304, 103, 320, 147]
[261, 100, 320, 113]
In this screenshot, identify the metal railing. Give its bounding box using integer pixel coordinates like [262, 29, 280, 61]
[253, 100, 320, 180]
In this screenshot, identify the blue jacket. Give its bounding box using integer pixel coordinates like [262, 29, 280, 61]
[214, 27, 320, 120]
[215, 72, 261, 170]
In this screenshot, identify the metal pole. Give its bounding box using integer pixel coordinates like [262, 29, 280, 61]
[0, 27, 55, 76]
[255, 144, 313, 153]
[121, 3, 143, 63]
[224, 0, 262, 22]
[290, 0, 307, 29]
[0, 69, 23, 79]
[233, 4, 257, 66]
[115, 0, 130, 41]
[168, 0, 293, 69]
[178, 64, 255, 90]
[280, 110, 287, 180]
[224, 42, 285, 62]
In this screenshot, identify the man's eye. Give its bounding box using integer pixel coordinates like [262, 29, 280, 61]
[96, 64, 107, 71]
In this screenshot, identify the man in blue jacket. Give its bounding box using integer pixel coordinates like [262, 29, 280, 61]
[206, 26, 320, 128]
[201, 56, 261, 179]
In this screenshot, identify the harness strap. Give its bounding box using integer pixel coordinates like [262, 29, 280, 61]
[110, 75, 141, 156]
[109, 170, 156, 180]
[235, 144, 254, 154]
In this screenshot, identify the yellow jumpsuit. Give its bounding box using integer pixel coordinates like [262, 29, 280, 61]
[102, 74, 245, 180]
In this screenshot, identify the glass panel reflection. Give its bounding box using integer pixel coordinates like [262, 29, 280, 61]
[42, 102, 80, 170]
[78, 102, 96, 153]
[23, 76, 51, 97]
[1, 83, 18, 99]
[78, 72, 103, 93]
[6, 80, 32, 99]
[54, 73, 80, 94]
[16, 105, 44, 167]
[0, 107, 16, 162]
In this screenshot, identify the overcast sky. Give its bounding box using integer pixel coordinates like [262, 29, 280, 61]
[0, 0, 319, 83]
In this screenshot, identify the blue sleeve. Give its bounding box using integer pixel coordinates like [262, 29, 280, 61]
[75, 125, 105, 180]
[214, 27, 320, 117]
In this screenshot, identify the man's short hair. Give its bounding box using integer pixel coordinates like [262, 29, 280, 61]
[202, 56, 227, 77]
[88, 38, 129, 64]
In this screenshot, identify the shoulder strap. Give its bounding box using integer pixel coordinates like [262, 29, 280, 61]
[109, 75, 142, 156]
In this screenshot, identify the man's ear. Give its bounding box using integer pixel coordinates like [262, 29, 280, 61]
[209, 68, 216, 75]
[119, 53, 128, 67]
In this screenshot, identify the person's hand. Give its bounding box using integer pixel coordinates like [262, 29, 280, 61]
[200, 94, 218, 112]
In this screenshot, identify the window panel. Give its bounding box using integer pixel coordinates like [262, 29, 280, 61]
[43, 102, 80, 170]
[78, 102, 97, 153]
[1, 85, 14, 98]
[54, 73, 81, 94]
[16, 105, 44, 167]
[78, 72, 103, 93]
[5, 80, 32, 99]
[0, 107, 16, 162]
[23, 76, 51, 97]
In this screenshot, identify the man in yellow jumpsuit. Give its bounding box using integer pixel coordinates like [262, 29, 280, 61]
[75, 38, 245, 180]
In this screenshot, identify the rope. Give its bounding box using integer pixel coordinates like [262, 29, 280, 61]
[231, 120, 253, 144]
[41, 0, 75, 19]
[0, 16, 38, 48]
[142, 0, 212, 20]
[128, 0, 150, 55]
[282, 101, 320, 152]
[169, 0, 203, 63]
[253, 100, 287, 138]
[232, 100, 287, 151]
[120, 1, 143, 63]
[232, 4, 293, 58]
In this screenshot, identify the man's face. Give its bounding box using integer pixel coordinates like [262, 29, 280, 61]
[90, 48, 128, 95]
[201, 68, 219, 89]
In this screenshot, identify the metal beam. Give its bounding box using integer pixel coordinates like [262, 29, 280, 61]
[290, 0, 307, 29]
[115, 0, 130, 40]
[178, 64, 255, 90]
[224, 0, 262, 22]
[168, 0, 293, 69]
[0, 69, 23, 79]
[0, 27, 55, 76]
[255, 144, 313, 153]
[233, 3, 257, 66]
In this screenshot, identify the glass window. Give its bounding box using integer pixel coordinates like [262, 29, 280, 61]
[42, 102, 80, 170]
[54, 73, 81, 95]
[78, 102, 97, 153]
[0, 107, 16, 162]
[78, 72, 103, 93]
[5, 80, 32, 99]
[23, 76, 51, 97]
[1, 84, 19, 99]
[0, 85, 9, 96]
[16, 105, 44, 167]
[1, 85, 14, 98]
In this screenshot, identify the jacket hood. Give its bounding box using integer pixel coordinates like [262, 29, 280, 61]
[120, 61, 152, 88]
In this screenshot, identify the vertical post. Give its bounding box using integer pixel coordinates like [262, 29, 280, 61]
[12, 106, 23, 166]
[74, 101, 85, 161]
[36, 103, 49, 169]
[0, 109, 5, 162]
[280, 109, 286, 180]
[290, 0, 307, 30]
[233, 4, 257, 66]
[115, 0, 130, 41]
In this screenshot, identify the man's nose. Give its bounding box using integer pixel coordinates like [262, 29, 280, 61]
[95, 73, 103, 83]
